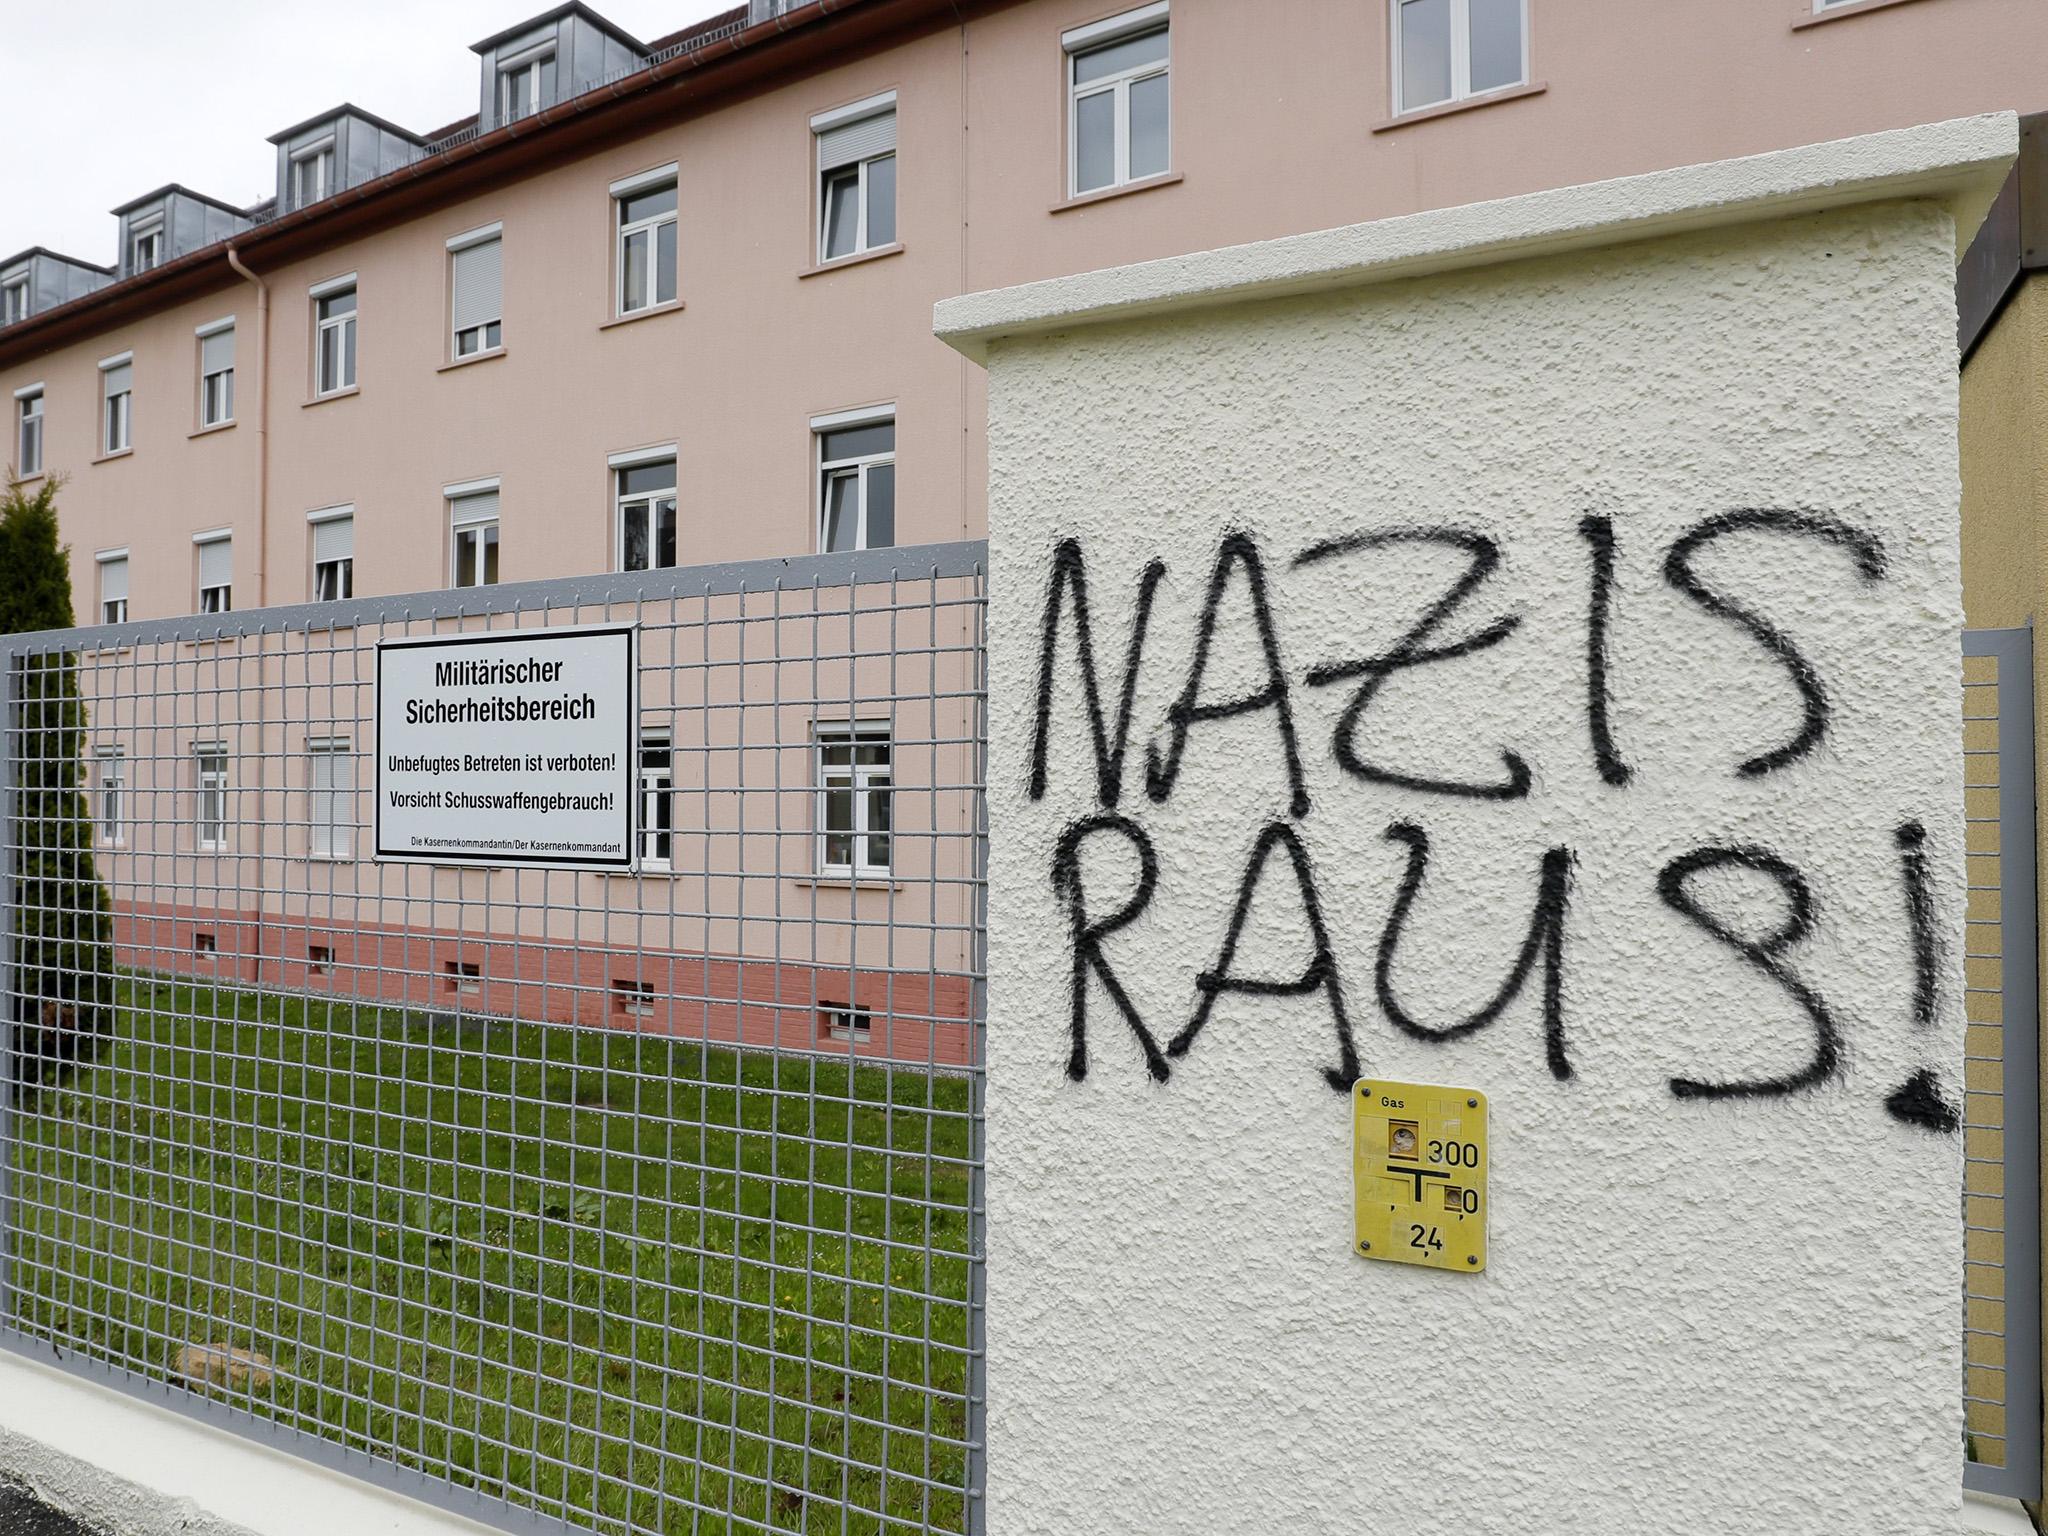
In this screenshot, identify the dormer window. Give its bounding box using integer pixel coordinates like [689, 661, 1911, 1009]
[612, 166, 678, 317]
[1, 275, 26, 327]
[290, 140, 335, 209]
[498, 43, 552, 121]
[130, 219, 164, 274]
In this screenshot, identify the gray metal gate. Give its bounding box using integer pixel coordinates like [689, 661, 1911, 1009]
[1963, 626, 2041, 1502]
[0, 543, 988, 1536]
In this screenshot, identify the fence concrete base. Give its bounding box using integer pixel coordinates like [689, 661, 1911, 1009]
[0, 1351, 507, 1536]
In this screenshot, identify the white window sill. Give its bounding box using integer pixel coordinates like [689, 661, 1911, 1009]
[92, 448, 134, 465]
[302, 854, 355, 865]
[600, 300, 685, 332]
[97, 841, 126, 852]
[803, 873, 899, 890]
[1793, 0, 1932, 26]
[9, 471, 46, 488]
[800, 243, 905, 279]
[197, 843, 230, 854]
[1050, 171, 1183, 215]
[304, 387, 360, 409]
[188, 419, 236, 439]
[1373, 81, 1546, 133]
[438, 347, 507, 374]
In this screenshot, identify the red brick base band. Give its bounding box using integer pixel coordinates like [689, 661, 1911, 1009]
[108, 902, 978, 1069]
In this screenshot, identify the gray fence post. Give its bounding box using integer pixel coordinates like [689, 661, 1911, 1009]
[1964, 626, 2042, 1502]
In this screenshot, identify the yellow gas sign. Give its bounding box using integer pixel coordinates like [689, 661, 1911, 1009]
[1353, 1079, 1488, 1274]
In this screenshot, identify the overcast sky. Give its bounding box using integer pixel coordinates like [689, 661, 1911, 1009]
[2, 0, 737, 262]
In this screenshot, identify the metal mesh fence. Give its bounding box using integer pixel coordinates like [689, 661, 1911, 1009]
[0, 543, 988, 1536]
[1961, 628, 2040, 1502]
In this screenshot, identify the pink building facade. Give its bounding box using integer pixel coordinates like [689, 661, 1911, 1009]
[1, 0, 2044, 1066]
[4, 0, 2043, 615]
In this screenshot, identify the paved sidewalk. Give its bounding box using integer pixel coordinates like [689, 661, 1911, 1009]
[0, 1480, 102, 1535]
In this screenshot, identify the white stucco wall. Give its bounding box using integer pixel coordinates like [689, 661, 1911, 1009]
[940, 117, 2015, 1536]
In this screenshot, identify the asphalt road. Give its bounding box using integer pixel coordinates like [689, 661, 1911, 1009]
[0, 1481, 101, 1535]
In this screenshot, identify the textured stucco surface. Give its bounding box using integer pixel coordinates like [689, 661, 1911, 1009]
[974, 194, 1973, 1533]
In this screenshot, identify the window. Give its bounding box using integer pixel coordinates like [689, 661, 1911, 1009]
[449, 484, 500, 588]
[499, 44, 552, 121]
[198, 320, 235, 428]
[444, 960, 482, 996]
[290, 141, 334, 209]
[130, 220, 163, 274]
[15, 387, 42, 477]
[640, 728, 673, 870]
[97, 553, 128, 625]
[196, 532, 232, 614]
[613, 168, 678, 316]
[95, 746, 125, 847]
[314, 281, 357, 396]
[816, 414, 895, 553]
[310, 509, 353, 602]
[196, 744, 228, 850]
[820, 1004, 872, 1044]
[613, 978, 657, 1017]
[2, 276, 26, 326]
[615, 454, 678, 572]
[449, 226, 503, 358]
[194, 932, 218, 955]
[815, 94, 897, 263]
[308, 738, 352, 860]
[1392, 0, 1526, 115]
[1065, 5, 1169, 197]
[101, 355, 132, 455]
[817, 724, 891, 877]
[308, 944, 334, 976]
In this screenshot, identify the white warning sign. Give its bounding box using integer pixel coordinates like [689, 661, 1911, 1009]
[375, 623, 638, 870]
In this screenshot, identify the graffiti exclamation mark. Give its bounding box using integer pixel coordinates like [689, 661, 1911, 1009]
[1884, 821, 1961, 1133]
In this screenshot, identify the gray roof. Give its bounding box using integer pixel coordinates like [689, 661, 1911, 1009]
[266, 102, 426, 147]
[470, 1, 647, 54]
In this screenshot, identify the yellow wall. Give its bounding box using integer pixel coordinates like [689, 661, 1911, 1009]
[1963, 276, 2048, 631]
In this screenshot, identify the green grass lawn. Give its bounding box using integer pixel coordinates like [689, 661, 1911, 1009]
[4, 976, 980, 1535]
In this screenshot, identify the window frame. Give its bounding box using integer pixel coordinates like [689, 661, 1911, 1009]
[309, 505, 354, 603]
[2, 276, 27, 327]
[821, 1003, 873, 1043]
[307, 736, 353, 861]
[95, 744, 126, 848]
[814, 409, 896, 555]
[448, 479, 501, 590]
[1064, 5, 1171, 198]
[612, 449, 680, 573]
[96, 549, 128, 625]
[99, 353, 133, 456]
[130, 220, 164, 274]
[813, 93, 899, 265]
[639, 726, 673, 872]
[1390, 0, 1530, 117]
[196, 317, 235, 429]
[815, 721, 893, 879]
[611, 165, 680, 317]
[448, 223, 505, 360]
[15, 385, 43, 477]
[195, 743, 229, 851]
[289, 139, 335, 209]
[311, 277, 358, 397]
[498, 42, 553, 121]
[194, 529, 232, 615]
[819, 154, 897, 264]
